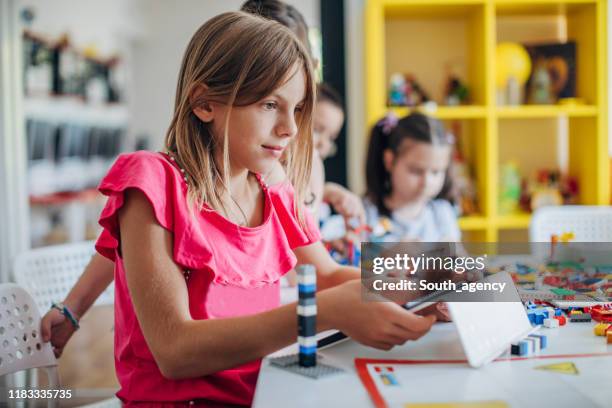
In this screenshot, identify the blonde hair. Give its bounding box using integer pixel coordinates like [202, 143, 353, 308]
[165, 11, 315, 223]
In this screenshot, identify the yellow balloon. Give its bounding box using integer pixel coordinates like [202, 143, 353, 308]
[496, 42, 532, 88]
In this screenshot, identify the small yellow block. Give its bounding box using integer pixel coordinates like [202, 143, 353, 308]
[521, 273, 536, 282]
[594, 323, 611, 336]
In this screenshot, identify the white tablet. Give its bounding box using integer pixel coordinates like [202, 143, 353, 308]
[447, 271, 533, 367]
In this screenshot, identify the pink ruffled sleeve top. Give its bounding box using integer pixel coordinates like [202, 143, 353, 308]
[95, 151, 319, 406]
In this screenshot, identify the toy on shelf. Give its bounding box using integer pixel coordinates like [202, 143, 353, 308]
[525, 42, 577, 104]
[444, 76, 469, 106]
[499, 161, 521, 215]
[496, 42, 532, 106]
[388, 73, 430, 107]
[519, 169, 579, 212]
[453, 156, 478, 216]
[444, 72, 469, 106]
[451, 123, 478, 216]
[388, 73, 407, 106]
[443, 62, 469, 106]
[528, 59, 553, 105]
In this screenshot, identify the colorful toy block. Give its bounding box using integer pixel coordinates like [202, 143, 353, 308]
[529, 333, 547, 349]
[570, 313, 592, 323]
[544, 318, 559, 328]
[511, 333, 548, 356]
[551, 288, 576, 297]
[511, 341, 528, 356]
[525, 337, 539, 355]
[594, 323, 611, 336]
[592, 309, 612, 323]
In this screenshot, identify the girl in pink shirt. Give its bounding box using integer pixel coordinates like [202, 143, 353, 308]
[45, 11, 437, 406]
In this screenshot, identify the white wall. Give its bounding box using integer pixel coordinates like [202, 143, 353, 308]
[0, 0, 29, 282]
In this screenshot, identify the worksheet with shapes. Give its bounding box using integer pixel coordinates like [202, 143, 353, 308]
[357, 354, 612, 408]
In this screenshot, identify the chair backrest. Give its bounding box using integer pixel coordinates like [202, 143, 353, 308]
[529, 205, 612, 242]
[0, 283, 58, 378]
[12, 241, 113, 315]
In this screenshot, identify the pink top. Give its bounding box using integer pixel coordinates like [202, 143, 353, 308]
[95, 151, 319, 406]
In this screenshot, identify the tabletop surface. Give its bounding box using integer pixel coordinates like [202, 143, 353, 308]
[253, 321, 611, 408]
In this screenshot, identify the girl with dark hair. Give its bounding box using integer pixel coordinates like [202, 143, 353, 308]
[365, 112, 460, 242]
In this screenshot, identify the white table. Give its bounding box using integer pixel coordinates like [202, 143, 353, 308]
[253, 322, 611, 408]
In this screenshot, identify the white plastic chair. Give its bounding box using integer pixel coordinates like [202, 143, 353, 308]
[0, 283, 120, 408]
[529, 205, 612, 242]
[529, 205, 612, 261]
[12, 241, 113, 315]
[11, 242, 118, 407]
[0, 283, 60, 407]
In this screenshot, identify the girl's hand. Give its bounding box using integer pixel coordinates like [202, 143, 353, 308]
[40, 308, 78, 358]
[324, 183, 366, 225]
[320, 280, 436, 350]
[417, 302, 452, 322]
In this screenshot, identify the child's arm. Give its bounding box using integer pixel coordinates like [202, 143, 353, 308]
[293, 241, 450, 319]
[293, 241, 360, 290]
[323, 182, 366, 224]
[308, 150, 325, 222]
[119, 189, 435, 379]
[64, 253, 114, 316]
[41, 252, 114, 357]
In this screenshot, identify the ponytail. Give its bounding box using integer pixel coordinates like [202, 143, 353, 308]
[365, 113, 398, 217]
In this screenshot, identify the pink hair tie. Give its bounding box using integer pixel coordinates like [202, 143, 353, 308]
[377, 112, 399, 135]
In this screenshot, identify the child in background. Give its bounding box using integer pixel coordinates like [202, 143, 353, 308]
[315, 83, 366, 224]
[45, 12, 436, 406]
[243, 1, 363, 225]
[365, 112, 460, 242]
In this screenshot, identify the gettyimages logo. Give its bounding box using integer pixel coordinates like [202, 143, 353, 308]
[361, 242, 517, 303]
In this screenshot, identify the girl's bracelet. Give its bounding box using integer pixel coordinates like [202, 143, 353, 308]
[50, 302, 80, 330]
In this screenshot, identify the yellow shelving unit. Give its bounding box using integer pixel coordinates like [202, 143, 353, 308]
[364, 0, 608, 242]
[496, 105, 598, 118]
[390, 105, 487, 119]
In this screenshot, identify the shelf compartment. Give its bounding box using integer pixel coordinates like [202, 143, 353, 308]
[458, 215, 490, 230]
[381, 2, 487, 114]
[496, 105, 598, 118]
[496, 213, 532, 229]
[389, 105, 487, 119]
[495, 0, 600, 106]
[495, 0, 598, 17]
